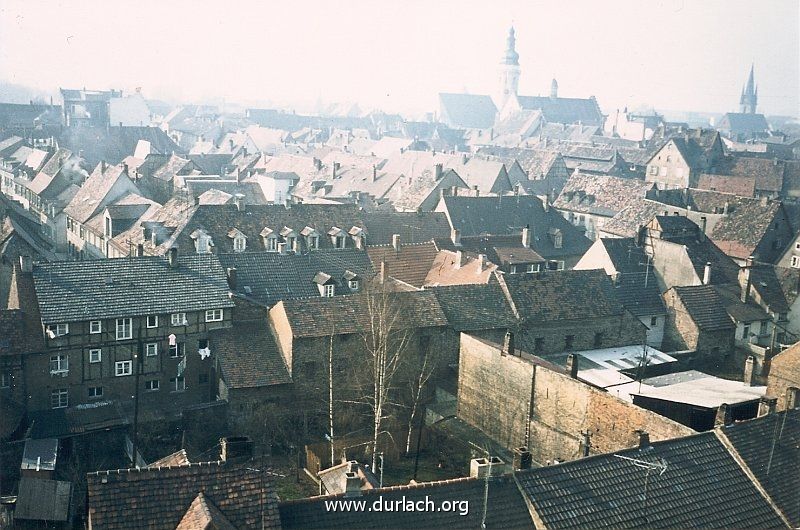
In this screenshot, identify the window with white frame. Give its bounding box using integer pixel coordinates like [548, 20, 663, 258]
[47, 323, 69, 337]
[334, 236, 346, 249]
[89, 320, 102, 334]
[348, 279, 359, 290]
[205, 309, 223, 322]
[526, 264, 539, 273]
[116, 318, 132, 340]
[115, 360, 132, 376]
[308, 235, 320, 250]
[170, 376, 186, 392]
[146, 315, 158, 328]
[88, 386, 103, 398]
[89, 349, 102, 363]
[169, 342, 185, 358]
[286, 236, 297, 251]
[171, 312, 187, 326]
[323, 284, 335, 297]
[145, 379, 160, 391]
[51, 388, 68, 409]
[49, 354, 68, 374]
[509, 265, 518, 274]
[146, 343, 158, 357]
[264, 236, 278, 252]
[233, 236, 246, 252]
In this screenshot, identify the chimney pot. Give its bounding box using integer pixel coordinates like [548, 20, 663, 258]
[136, 243, 145, 257]
[743, 355, 756, 386]
[635, 430, 650, 449]
[715, 403, 733, 427]
[512, 447, 532, 471]
[234, 193, 245, 212]
[344, 471, 362, 497]
[758, 396, 777, 417]
[392, 234, 400, 251]
[451, 228, 461, 246]
[453, 250, 462, 269]
[226, 267, 237, 290]
[703, 262, 712, 285]
[167, 247, 179, 268]
[522, 226, 531, 248]
[502, 330, 515, 356]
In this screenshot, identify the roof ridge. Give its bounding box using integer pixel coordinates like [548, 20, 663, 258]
[280, 476, 481, 505]
[88, 459, 227, 476]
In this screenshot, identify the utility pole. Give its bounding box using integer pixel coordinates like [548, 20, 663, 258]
[131, 319, 143, 467]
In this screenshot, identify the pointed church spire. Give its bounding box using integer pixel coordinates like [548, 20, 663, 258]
[739, 64, 758, 114]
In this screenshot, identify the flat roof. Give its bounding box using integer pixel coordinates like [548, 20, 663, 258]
[21, 438, 58, 471]
[630, 372, 766, 409]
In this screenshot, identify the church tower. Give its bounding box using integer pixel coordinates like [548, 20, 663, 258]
[498, 26, 521, 108]
[739, 64, 758, 114]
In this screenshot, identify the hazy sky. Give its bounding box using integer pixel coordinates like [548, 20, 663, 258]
[1, 0, 798, 118]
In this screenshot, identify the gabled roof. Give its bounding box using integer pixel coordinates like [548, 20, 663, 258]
[428, 281, 517, 331]
[176, 492, 238, 530]
[215, 316, 292, 389]
[367, 241, 439, 288]
[439, 195, 591, 258]
[516, 95, 603, 126]
[57, 125, 183, 167]
[87, 461, 281, 530]
[516, 432, 786, 529]
[32, 254, 234, 323]
[63, 164, 137, 223]
[718, 112, 769, 135]
[554, 173, 651, 217]
[217, 249, 373, 307]
[438, 93, 498, 129]
[504, 269, 626, 322]
[277, 290, 448, 338]
[657, 129, 721, 168]
[361, 211, 452, 245]
[672, 285, 735, 331]
[279, 475, 533, 529]
[721, 408, 800, 526]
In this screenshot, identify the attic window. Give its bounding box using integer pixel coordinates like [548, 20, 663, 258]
[308, 235, 320, 250]
[323, 284, 335, 297]
[233, 236, 246, 252]
[349, 279, 359, 290]
[264, 235, 278, 252]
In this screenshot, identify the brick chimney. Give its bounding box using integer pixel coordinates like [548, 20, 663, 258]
[743, 355, 756, 386]
[18, 255, 32, 273]
[512, 447, 532, 471]
[739, 256, 754, 303]
[758, 396, 777, 417]
[434, 163, 443, 180]
[502, 330, 515, 356]
[451, 228, 461, 246]
[566, 353, 579, 378]
[220, 436, 253, 462]
[226, 267, 237, 290]
[136, 243, 145, 257]
[635, 430, 650, 449]
[715, 403, 733, 427]
[167, 247, 178, 268]
[344, 471, 362, 497]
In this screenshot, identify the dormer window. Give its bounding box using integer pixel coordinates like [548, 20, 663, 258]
[280, 227, 298, 252]
[301, 226, 320, 250]
[349, 279, 359, 290]
[323, 284, 335, 297]
[328, 227, 347, 249]
[343, 270, 360, 291]
[228, 228, 247, 252]
[314, 272, 337, 297]
[191, 229, 213, 254]
[261, 227, 277, 251]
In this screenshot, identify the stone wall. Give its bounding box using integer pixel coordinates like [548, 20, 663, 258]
[766, 344, 800, 410]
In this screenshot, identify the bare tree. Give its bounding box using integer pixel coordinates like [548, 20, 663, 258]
[405, 345, 437, 455]
[361, 286, 411, 469]
[328, 330, 335, 467]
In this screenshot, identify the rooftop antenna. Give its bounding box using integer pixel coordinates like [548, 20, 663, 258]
[613, 454, 667, 526]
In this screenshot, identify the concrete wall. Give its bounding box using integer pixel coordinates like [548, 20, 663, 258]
[457, 334, 694, 464]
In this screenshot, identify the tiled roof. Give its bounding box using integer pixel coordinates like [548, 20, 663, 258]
[661, 130, 721, 169]
[601, 199, 664, 237]
[709, 199, 783, 260]
[424, 249, 498, 286]
[516, 432, 786, 529]
[32, 254, 234, 323]
[153, 153, 193, 182]
[217, 249, 373, 307]
[516, 95, 604, 126]
[504, 269, 625, 322]
[428, 281, 517, 330]
[438, 93, 498, 129]
[697, 174, 756, 197]
[57, 125, 184, 167]
[149, 449, 191, 468]
[63, 164, 136, 223]
[722, 408, 800, 526]
[718, 112, 770, 136]
[176, 492, 238, 530]
[476, 146, 564, 180]
[388, 168, 467, 212]
[215, 312, 292, 389]
[186, 153, 233, 175]
[317, 461, 379, 495]
[440, 195, 591, 258]
[186, 179, 268, 205]
[714, 283, 771, 323]
[554, 173, 651, 217]
[367, 242, 439, 287]
[361, 211, 452, 245]
[279, 475, 534, 529]
[87, 461, 280, 530]
[672, 285, 735, 331]
[14, 477, 72, 522]
[278, 290, 448, 338]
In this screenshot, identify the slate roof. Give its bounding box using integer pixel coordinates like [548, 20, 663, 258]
[554, 173, 651, 217]
[515, 432, 786, 529]
[697, 174, 756, 197]
[516, 95, 604, 126]
[279, 475, 534, 529]
[672, 285, 735, 331]
[428, 282, 517, 331]
[361, 211, 452, 245]
[476, 146, 565, 180]
[709, 199, 782, 260]
[186, 153, 233, 175]
[278, 290, 448, 338]
[63, 164, 135, 223]
[439, 195, 591, 258]
[185, 179, 268, 205]
[601, 199, 664, 237]
[217, 249, 373, 307]
[438, 93, 498, 129]
[722, 408, 800, 526]
[87, 461, 281, 530]
[713, 283, 771, 323]
[435, 233, 545, 268]
[750, 265, 792, 313]
[367, 242, 439, 287]
[504, 269, 625, 322]
[32, 254, 234, 323]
